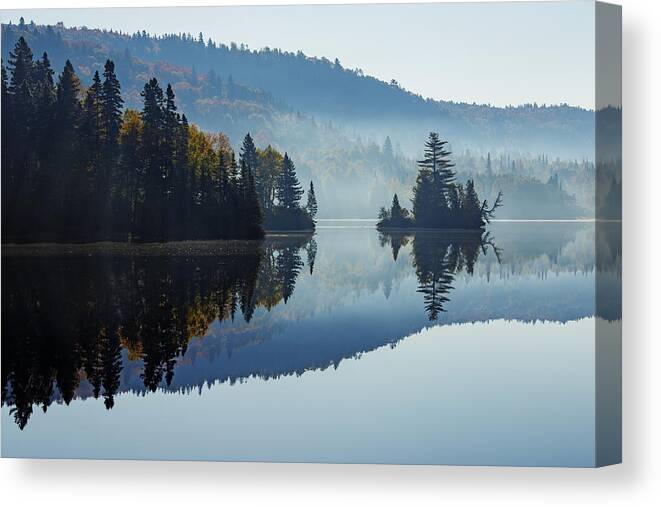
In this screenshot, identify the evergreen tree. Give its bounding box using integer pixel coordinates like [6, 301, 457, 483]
[239, 159, 264, 238]
[5, 37, 36, 235]
[391, 193, 403, 220]
[100, 60, 123, 234]
[412, 169, 435, 227]
[81, 70, 104, 235]
[462, 179, 482, 228]
[140, 77, 165, 240]
[413, 132, 456, 227]
[101, 60, 123, 147]
[7, 36, 34, 95]
[53, 60, 82, 236]
[306, 181, 318, 219]
[255, 144, 283, 213]
[33, 52, 56, 152]
[277, 153, 304, 210]
[163, 83, 179, 238]
[240, 133, 258, 171]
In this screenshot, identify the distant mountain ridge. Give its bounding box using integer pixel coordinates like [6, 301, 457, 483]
[2, 21, 595, 159]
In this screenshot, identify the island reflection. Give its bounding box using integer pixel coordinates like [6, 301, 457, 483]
[3, 222, 610, 430]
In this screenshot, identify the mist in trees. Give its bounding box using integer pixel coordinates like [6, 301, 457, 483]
[1, 37, 316, 243]
[377, 132, 502, 230]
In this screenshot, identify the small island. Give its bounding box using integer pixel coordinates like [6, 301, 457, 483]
[377, 132, 502, 231]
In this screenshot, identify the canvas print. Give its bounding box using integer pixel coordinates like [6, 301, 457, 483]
[1, 1, 621, 466]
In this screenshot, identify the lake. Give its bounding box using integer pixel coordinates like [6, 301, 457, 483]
[1, 220, 617, 465]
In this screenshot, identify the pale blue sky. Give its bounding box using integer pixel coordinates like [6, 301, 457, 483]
[1, 1, 595, 108]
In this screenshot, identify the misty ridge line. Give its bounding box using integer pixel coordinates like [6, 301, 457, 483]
[1, 18, 596, 112]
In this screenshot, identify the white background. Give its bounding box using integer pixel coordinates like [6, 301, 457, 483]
[1, 1, 658, 505]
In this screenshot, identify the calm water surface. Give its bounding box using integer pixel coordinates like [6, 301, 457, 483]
[2, 221, 613, 465]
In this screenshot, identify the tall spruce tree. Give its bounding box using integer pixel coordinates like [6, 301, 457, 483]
[277, 153, 304, 210]
[163, 83, 179, 238]
[100, 59, 123, 234]
[239, 159, 264, 238]
[81, 71, 104, 235]
[412, 132, 456, 227]
[140, 77, 165, 240]
[306, 181, 318, 219]
[240, 133, 258, 171]
[53, 60, 82, 236]
[5, 37, 36, 235]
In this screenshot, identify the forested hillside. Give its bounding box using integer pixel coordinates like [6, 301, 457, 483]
[1, 20, 595, 158]
[1, 20, 596, 218]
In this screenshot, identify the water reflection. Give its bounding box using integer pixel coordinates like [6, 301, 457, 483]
[380, 231, 500, 320]
[2, 235, 314, 429]
[2, 222, 607, 431]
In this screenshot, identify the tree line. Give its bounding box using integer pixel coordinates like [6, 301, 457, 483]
[377, 132, 502, 230]
[1, 36, 317, 242]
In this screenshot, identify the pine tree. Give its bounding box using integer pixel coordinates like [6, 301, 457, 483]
[53, 60, 82, 236]
[255, 144, 283, 213]
[140, 78, 165, 240]
[240, 133, 260, 207]
[277, 153, 304, 210]
[306, 181, 318, 219]
[391, 193, 403, 220]
[417, 132, 455, 188]
[33, 52, 56, 147]
[240, 133, 258, 170]
[101, 60, 123, 147]
[239, 159, 264, 238]
[100, 59, 124, 236]
[462, 179, 482, 228]
[81, 71, 104, 235]
[6, 37, 36, 234]
[163, 83, 179, 238]
[412, 132, 457, 227]
[7, 37, 34, 95]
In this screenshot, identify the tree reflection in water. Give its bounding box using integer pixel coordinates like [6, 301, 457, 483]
[379, 231, 501, 320]
[1, 235, 314, 429]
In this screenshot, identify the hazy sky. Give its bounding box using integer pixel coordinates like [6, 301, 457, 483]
[1, 1, 596, 108]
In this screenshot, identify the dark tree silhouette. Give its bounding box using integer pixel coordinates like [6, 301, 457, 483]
[306, 181, 318, 219]
[2, 39, 311, 242]
[378, 132, 502, 230]
[277, 153, 304, 210]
